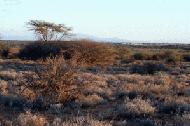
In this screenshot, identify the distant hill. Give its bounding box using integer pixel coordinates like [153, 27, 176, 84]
[1, 33, 190, 44]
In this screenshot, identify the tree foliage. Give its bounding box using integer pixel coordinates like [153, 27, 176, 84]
[27, 20, 72, 41]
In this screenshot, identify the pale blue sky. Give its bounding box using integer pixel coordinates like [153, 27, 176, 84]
[0, 0, 190, 43]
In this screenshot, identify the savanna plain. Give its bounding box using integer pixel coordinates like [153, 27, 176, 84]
[0, 40, 190, 126]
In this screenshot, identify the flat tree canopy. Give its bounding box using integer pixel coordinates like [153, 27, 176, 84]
[27, 20, 72, 41]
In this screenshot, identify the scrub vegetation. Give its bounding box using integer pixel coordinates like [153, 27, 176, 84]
[0, 40, 190, 126]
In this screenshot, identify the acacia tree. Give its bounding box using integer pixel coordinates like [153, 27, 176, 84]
[27, 20, 72, 41]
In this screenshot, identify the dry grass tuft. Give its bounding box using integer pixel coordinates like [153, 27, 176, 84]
[20, 87, 37, 101]
[124, 98, 156, 115]
[77, 94, 105, 106]
[0, 80, 8, 95]
[18, 111, 47, 126]
[0, 70, 18, 80]
[52, 116, 112, 126]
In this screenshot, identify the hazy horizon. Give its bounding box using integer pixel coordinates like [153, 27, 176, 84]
[1, 0, 190, 43]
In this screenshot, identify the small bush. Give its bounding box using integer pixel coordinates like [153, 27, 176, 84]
[0, 80, 8, 95]
[18, 111, 47, 126]
[0, 43, 6, 50]
[183, 54, 190, 62]
[1, 49, 9, 58]
[61, 41, 117, 67]
[128, 91, 138, 100]
[176, 114, 190, 126]
[124, 98, 155, 115]
[151, 53, 162, 60]
[165, 55, 180, 64]
[136, 119, 155, 126]
[18, 42, 61, 60]
[158, 103, 190, 114]
[163, 51, 181, 64]
[1, 47, 20, 59]
[130, 62, 168, 74]
[77, 94, 105, 107]
[0, 43, 8, 58]
[18, 41, 116, 67]
[131, 50, 182, 63]
[133, 52, 148, 60]
[115, 46, 133, 63]
[158, 103, 178, 114]
[22, 56, 82, 105]
[51, 116, 112, 126]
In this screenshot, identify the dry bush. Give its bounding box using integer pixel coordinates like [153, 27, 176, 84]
[6, 47, 20, 59]
[0, 80, 8, 95]
[18, 41, 117, 67]
[133, 52, 152, 60]
[130, 62, 168, 74]
[177, 114, 190, 126]
[183, 54, 190, 62]
[77, 94, 105, 107]
[0, 43, 7, 58]
[115, 73, 173, 98]
[124, 98, 156, 115]
[0, 116, 13, 126]
[112, 97, 156, 119]
[153, 50, 183, 64]
[0, 47, 20, 59]
[121, 48, 183, 63]
[20, 87, 37, 101]
[0, 70, 18, 80]
[162, 50, 181, 64]
[114, 46, 133, 63]
[68, 40, 117, 67]
[18, 42, 61, 60]
[0, 42, 5, 48]
[22, 56, 81, 105]
[158, 103, 184, 114]
[135, 119, 155, 126]
[154, 73, 172, 85]
[18, 111, 47, 126]
[0, 42, 20, 59]
[51, 116, 112, 126]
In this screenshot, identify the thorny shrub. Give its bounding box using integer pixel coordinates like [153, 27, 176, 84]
[22, 56, 82, 105]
